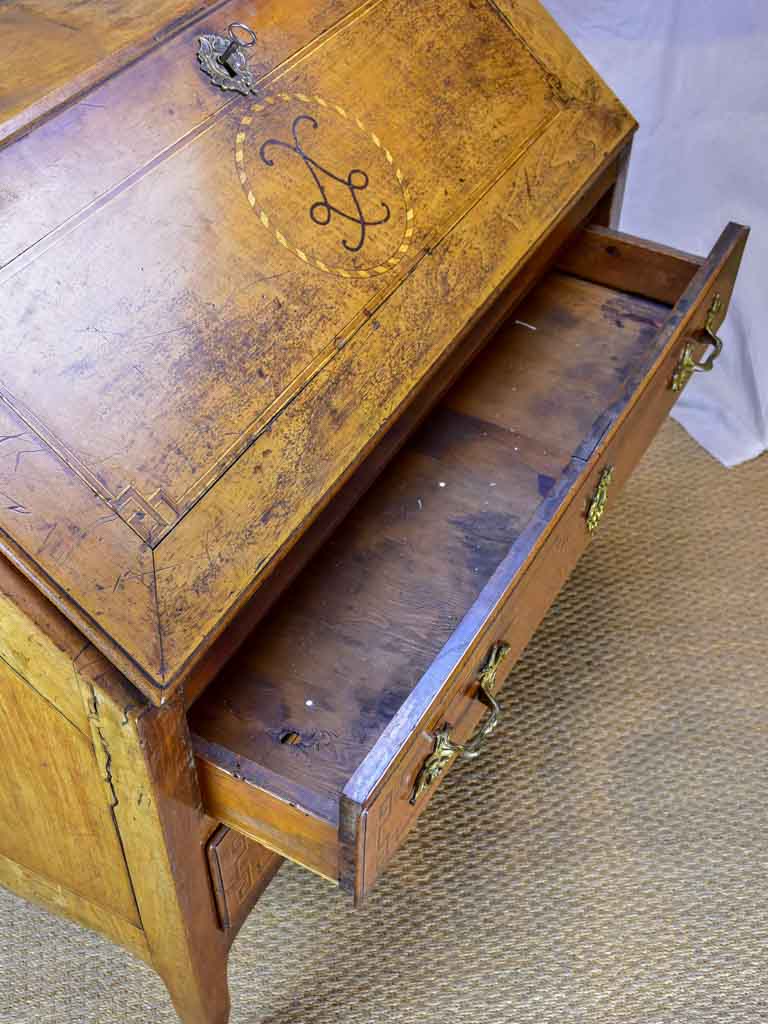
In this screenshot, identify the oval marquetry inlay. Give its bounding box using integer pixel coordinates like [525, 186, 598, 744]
[235, 93, 414, 278]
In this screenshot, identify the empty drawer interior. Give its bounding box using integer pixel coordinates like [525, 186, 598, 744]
[189, 226, 706, 886]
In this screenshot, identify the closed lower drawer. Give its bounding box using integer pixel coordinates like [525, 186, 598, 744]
[189, 222, 748, 902]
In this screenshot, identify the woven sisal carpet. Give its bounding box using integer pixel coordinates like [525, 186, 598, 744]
[1, 420, 766, 1024]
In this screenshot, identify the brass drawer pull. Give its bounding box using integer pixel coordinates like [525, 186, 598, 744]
[586, 465, 614, 534]
[410, 643, 511, 805]
[672, 293, 724, 392]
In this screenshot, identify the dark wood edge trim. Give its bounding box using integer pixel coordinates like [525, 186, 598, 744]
[351, 808, 369, 905]
[341, 221, 750, 819]
[608, 137, 633, 228]
[0, 1, 231, 151]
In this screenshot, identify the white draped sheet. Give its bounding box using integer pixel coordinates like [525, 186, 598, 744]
[545, 0, 767, 466]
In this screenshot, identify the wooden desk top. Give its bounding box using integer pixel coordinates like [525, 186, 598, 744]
[0, 0, 634, 703]
[0, 1, 224, 145]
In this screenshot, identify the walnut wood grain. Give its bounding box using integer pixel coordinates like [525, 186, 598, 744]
[0, 850, 151, 964]
[190, 224, 748, 898]
[556, 224, 706, 305]
[0, 0, 636, 704]
[182, 153, 624, 708]
[0, 1, 223, 146]
[207, 825, 283, 936]
[0, 550, 282, 1024]
[0, 655, 142, 926]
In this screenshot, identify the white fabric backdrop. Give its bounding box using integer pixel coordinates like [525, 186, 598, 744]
[545, 1, 767, 466]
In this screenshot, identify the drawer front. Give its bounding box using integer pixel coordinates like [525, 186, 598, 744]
[349, 460, 625, 897]
[206, 825, 283, 937]
[342, 223, 749, 902]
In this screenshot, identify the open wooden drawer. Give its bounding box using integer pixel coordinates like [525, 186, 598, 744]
[189, 222, 748, 903]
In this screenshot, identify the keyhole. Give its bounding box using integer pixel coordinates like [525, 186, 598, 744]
[217, 55, 237, 78]
[217, 39, 240, 78]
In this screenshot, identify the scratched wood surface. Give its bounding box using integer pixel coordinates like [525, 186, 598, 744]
[0, 656, 142, 928]
[190, 224, 749, 895]
[190, 267, 671, 810]
[179, 155, 625, 709]
[0, 0, 636, 704]
[0, 1, 224, 144]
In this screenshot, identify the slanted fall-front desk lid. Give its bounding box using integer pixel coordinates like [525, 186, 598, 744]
[0, 0, 634, 702]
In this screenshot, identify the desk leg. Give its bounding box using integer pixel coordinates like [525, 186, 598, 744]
[85, 677, 232, 1024]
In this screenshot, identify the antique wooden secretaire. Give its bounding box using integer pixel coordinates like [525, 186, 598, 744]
[0, 2, 749, 1021]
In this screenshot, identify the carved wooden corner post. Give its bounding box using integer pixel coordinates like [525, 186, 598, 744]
[77, 652, 232, 1024]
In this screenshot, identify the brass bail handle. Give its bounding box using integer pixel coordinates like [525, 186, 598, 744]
[410, 643, 511, 805]
[586, 465, 614, 534]
[672, 293, 725, 392]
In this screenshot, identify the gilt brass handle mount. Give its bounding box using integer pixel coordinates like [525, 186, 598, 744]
[672, 293, 725, 392]
[410, 643, 511, 805]
[197, 22, 259, 95]
[586, 465, 614, 534]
